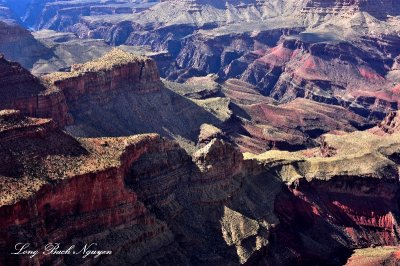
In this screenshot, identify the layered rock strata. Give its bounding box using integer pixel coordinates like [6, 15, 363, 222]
[0, 54, 72, 127]
[1, 111, 400, 265]
[43, 0, 400, 126]
[0, 20, 52, 69]
[0, 112, 178, 266]
[42, 49, 163, 105]
[375, 111, 400, 134]
[302, 0, 400, 18]
[221, 79, 371, 153]
[246, 130, 400, 264]
[0, 49, 164, 130]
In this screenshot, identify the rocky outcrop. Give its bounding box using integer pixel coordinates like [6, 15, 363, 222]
[38, 49, 227, 154]
[374, 111, 400, 135]
[194, 138, 243, 181]
[197, 123, 227, 146]
[42, 49, 163, 104]
[0, 49, 165, 130]
[346, 247, 400, 266]
[0, 21, 52, 69]
[248, 130, 400, 264]
[0, 54, 72, 127]
[0, 112, 180, 266]
[1, 111, 400, 265]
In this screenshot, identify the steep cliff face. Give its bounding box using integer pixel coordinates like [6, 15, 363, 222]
[0, 49, 172, 132]
[1, 111, 400, 265]
[0, 54, 72, 127]
[39, 49, 226, 153]
[0, 21, 52, 69]
[247, 130, 400, 264]
[217, 30, 400, 121]
[0, 111, 259, 265]
[42, 49, 163, 103]
[0, 47, 168, 130]
[0, 112, 181, 266]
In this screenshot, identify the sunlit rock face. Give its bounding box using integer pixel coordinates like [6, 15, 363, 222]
[0, 1, 400, 265]
[302, 0, 400, 18]
[0, 53, 72, 127]
[1, 111, 400, 265]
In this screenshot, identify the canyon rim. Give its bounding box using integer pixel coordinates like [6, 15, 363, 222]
[0, 0, 400, 265]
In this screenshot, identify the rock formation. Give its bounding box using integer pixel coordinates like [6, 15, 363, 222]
[0, 54, 72, 127]
[221, 79, 371, 153]
[302, 0, 400, 18]
[246, 129, 400, 264]
[26, 0, 397, 126]
[42, 49, 163, 100]
[1, 0, 399, 126]
[374, 111, 400, 134]
[0, 48, 374, 154]
[39, 49, 225, 153]
[1, 110, 400, 265]
[197, 123, 227, 146]
[0, 111, 177, 266]
[346, 247, 400, 266]
[0, 20, 52, 69]
[0, 0, 159, 30]
[0, 2, 400, 264]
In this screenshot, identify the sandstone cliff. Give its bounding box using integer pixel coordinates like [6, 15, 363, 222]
[246, 130, 400, 264]
[42, 49, 163, 103]
[1, 111, 400, 265]
[0, 54, 72, 127]
[0, 111, 180, 266]
[0, 49, 168, 131]
[0, 20, 52, 69]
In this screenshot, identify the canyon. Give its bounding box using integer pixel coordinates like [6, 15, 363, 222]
[0, 0, 400, 265]
[0, 47, 399, 265]
[0, 49, 372, 153]
[2, 0, 397, 123]
[1, 103, 400, 265]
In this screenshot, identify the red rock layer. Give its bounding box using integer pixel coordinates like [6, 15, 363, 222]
[272, 176, 400, 265]
[0, 54, 72, 127]
[42, 52, 163, 110]
[0, 130, 174, 266]
[0, 50, 163, 128]
[376, 111, 400, 134]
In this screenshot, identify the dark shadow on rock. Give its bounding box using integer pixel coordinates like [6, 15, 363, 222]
[67, 85, 222, 143]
